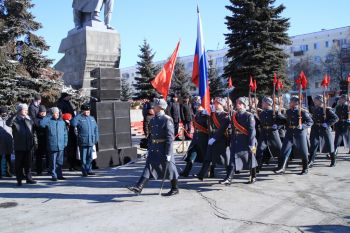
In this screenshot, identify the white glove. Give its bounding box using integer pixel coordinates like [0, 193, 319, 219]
[166, 155, 171, 162]
[297, 125, 303, 130]
[272, 124, 278, 130]
[322, 123, 328, 128]
[208, 138, 216, 145]
[65, 120, 70, 124]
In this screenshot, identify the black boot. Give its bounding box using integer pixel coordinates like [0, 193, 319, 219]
[127, 176, 149, 194]
[194, 162, 210, 181]
[274, 157, 288, 174]
[308, 154, 315, 168]
[208, 165, 215, 178]
[219, 166, 234, 185]
[330, 152, 336, 167]
[162, 179, 179, 197]
[248, 168, 257, 184]
[180, 162, 192, 177]
[300, 159, 309, 175]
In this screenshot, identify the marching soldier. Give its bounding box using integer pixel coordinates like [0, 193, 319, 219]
[334, 94, 350, 156]
[196, 97, 230, 180]
[309, 95, 338, 167]
[180, 102, 209, 177]
[255, 97, 285, 172]
[128, 99, 180, 196]
[274, 96, 313, 175]
[221, 97, 257, 185]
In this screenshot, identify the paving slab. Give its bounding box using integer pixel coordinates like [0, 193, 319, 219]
[1, 143, 350, 233]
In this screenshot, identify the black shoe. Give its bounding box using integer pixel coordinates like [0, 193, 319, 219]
[161, 188, 179, 197]
[87, 172, 95, 175]
[235, 170, 240, 174]
[300, 169, 308, 175]
[330, 160, 336, 167]
[26, 179, 37, 184]
[58, 177, 66, 180]
[274, 167, 285, 174]
[219, 178, 232, 186]
[17, 181, 22, 186]
[6, 173, 13, 178]
[82, 173, 88, 177]
[193, 174, 203, 181]
[127, 186, 142, 194]
[51, 177, 58, 181]
[308, 161, 314, 168]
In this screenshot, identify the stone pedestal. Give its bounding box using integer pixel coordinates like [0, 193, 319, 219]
[54, 20, 121, 92]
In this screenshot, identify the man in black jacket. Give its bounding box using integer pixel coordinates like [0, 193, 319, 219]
[180, 96, 193, 140]
[7, 104, 37, 186]
[34, 105, 47, 175]
[28, 94, 41, 120]
[167, 94, 181, 140]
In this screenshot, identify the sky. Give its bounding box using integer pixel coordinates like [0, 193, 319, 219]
[31, 0, 350, 68]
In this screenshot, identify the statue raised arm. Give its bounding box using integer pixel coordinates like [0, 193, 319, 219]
[72, 0, 115, 30]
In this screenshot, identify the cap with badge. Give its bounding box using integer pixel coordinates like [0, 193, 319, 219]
[153, 98, 168, 110]
[262, 96, 273, 106]
[236, 97, 249, 107]
[314, 94, 324, 103]
[290, 96, 300, 103]
[81, 104, 91, 111]
[215, 97, 226, 106]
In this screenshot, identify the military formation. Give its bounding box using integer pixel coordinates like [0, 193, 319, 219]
[128, 93, 350, 197]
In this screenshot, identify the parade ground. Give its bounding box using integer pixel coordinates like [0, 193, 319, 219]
[0, 138, 350, 233]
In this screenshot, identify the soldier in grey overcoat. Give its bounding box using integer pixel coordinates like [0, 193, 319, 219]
[309, 95, 339, 168]
[334, 94, 350, 156]
[196, 97, 230, 180]
[255, 97, 286, 172]
[180, 103, 209, 177]
[128, 99, 180, 196]
[221, 97, 257, 185]
[274, 96, 314, 175]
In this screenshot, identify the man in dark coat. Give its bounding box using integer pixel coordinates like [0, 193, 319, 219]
[309, 95, 339, 167]
[40, 107, 68, 181]
[7, 104, 37, 186]
[57, 92, 78, 170]
[28, 94, 41, 121]
[334, 94, 350, 156]
[275, 96, 314, 175]
[196, 97, 230, 180]
[128, 98, 180, 196]
[0, 106, 13, 178]
[180, 96, 193, 140]
[71, 104, 99, 176]
[255, 97, 285, 172]
[180, 103, 209, 177]
[167, 94, 181, 140]
[33, 105, 47, 175]
[221, 97, 257, 185]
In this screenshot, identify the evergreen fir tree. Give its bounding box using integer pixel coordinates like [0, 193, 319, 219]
[0, 0, 62, 109]
[208, 59, 226, 98]
[169, 60, 191, 98]
[133, 40, 159, 100]
[121, 77, 132, 101]
[224, 0, 291, 98]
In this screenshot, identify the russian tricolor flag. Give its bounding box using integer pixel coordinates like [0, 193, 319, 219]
[192, 6, 211, 114]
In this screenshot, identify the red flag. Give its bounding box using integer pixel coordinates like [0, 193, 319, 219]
[296, 71, 308, 90]
[347, 74, 350, 84]
[151, 41, 180, 99]
[249, 76, 254, 91]
[321, 74, 330, 88]
[273, 72, 278, 85]
[228, 77, 233, 88]
[276, 79, 284, 91]
[253, 79, 257, 92]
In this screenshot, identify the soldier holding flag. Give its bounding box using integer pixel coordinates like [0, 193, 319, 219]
[308, 95, 338, 168]
[221, 97, 257, 185]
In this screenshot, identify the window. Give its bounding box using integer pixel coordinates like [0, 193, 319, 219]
[325, 41, 329, 48]
[300, 44, 308, 52]
[314, 43, 319, 49]
[315, 82, 320, 88]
